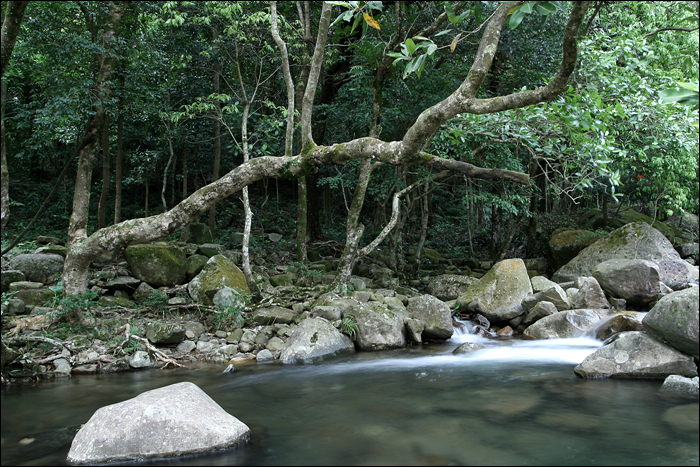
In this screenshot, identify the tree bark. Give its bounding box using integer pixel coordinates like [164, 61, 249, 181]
[181, 140, 188, 201]
[1, 80, 8, 231]
[97, 114, 110, 230]
[208, 29, 221, 234]
[0, 0, 29, 230]
[67, 2, 125, 248]
[113, 95, 123, 224]
[0, 1, 29, 79]
[270, 1, 295, 158]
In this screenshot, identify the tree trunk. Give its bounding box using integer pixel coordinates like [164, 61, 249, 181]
[97, 114, 110, 230]
[181, 140, 188, 201]
[295, 2, 332, 262]
[1, 81, 8, 230]
[296, 177, 308, 262]
[114, 97, 123, 224]
[144, 181, 148, 218]
[162, 128, 175, 211]
[336, 158, 376, 285]
[0, 1, 29, 79]
[526, 160, 541, 257]
[0, 1, 29, 230]
[412, 183, 430, 276]
[208, 55, 221, 234]
[66, 1, 125, 251]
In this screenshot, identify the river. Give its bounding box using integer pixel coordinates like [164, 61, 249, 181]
[1, 323, 698, 466]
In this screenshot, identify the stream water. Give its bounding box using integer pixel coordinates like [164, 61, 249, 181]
[1, 322, 698, 466]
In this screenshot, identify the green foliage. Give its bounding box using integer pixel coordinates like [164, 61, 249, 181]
[290, 261, 324, 282]
[48, 291, 99, 324]
[340, 312, 358, 339]
[141, 290, 170, 314]
[211, 292, 251, 330]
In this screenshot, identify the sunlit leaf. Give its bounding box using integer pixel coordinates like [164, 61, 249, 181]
[363, 13, 380, 30]
[450, 33, 461, 52]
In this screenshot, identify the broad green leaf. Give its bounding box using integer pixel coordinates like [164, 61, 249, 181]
[350, 11, 363, 33]
[509, 9, 526, 30]
[521, 2, 535, 14]
[536, 2, 558, 15]
[405, 38, 417, 55]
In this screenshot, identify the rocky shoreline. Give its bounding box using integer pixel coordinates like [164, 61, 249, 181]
[2, 219, 698, 387]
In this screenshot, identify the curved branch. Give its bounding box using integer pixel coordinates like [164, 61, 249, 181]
[642, 26, 699, 39]
[402, 1, 591, 158]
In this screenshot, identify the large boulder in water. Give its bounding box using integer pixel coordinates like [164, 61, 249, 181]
[406, 295, 453, 340]
[643, 287, 699, 358]
[552, 222, 693, 290]
[592, 259, 662, 307]
[66, 382, 250, 464]
[354, 302, 407, 350]
[188, 255, 250, 306]
[523, 309, 609, 339]
[573, 332, 697, 379]
[124, 243, 187, 287]
[280, 317, 355, 364]
[456, 259, 532, 322]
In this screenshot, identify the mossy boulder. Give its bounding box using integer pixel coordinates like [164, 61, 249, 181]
[523, 309, 609, 339]
[354, 302, 408, 350]
[426, 274, 479, 301]
[406, 295, 453, 340]
[643, 287, 699, 358]
[549, 229, 604, 271]
[552, 222, 693, 289]
[13, 288, 57, 307]
[124, 243, 187, 287]
[34, 244, 68, 257]
[179, 222, 213, 245]
[185, 254, 209, 281]
[188, 255, 250, 306]
[456, 259, 533, 323]
[1, 270, 26, 293]
[198, 243, 226, 258]
[253, 306, 297, 325]
[146, 322, 186, 346]
[574, 332, 697, 379]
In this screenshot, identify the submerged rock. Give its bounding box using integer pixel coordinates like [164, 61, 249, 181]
[661, 375, 699, 397]
[66, 382, 250, 464]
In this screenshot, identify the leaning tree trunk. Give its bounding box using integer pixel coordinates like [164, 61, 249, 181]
[61, 1, 590, 296]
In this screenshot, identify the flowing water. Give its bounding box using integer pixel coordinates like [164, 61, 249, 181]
[1, 322, 698, 466]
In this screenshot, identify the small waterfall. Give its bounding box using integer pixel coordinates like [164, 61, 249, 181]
[452, 317, 475, 336]
[582, 311, 647, 339]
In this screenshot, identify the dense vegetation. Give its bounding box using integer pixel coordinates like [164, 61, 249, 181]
[1, 1, 698, 284]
